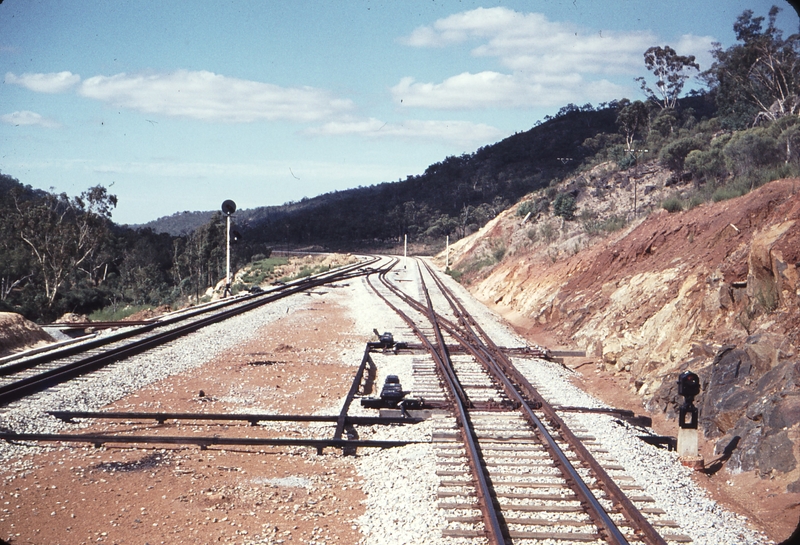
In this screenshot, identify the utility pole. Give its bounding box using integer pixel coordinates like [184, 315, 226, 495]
[626, 148, 648, 217]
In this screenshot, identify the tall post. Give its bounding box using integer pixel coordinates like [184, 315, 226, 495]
[627, 148, 647, 218]
[226, 214, 232, 296]
[446, 235, 450, 270]
[404, 234, 407, 269]
[220, 199, 237, 298]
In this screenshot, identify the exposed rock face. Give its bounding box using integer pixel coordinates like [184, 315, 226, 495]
[449, 177, 800, 484]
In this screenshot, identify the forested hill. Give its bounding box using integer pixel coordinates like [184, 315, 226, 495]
[141, 101, 678, 245]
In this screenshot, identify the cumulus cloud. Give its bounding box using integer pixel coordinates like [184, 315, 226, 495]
[308, 117, 504, 146]
[76, 70, 353, 123]
[402, 8, 657, 74]
[397, 7, 710, 109]
[1, 110, 61, 128]
[5, 71, 80, 93]
[392, 71, 626, 109]
[674, 34, 717, 70]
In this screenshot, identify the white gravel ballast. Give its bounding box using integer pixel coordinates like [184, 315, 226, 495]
[0, 259, 775, 545]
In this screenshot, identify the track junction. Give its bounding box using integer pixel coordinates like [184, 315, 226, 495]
[0, 255, 752, 544]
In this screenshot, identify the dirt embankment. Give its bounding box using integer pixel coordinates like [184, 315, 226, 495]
[0, 312, 54, 357]
[446, 177, 800, 541]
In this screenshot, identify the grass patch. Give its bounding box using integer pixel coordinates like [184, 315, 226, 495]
[581, 211, 628, 235]
[661, 195, 683, 213]
[278, 264, 332, 283]
[240, 256, 289, 285]
[712, 180, 750, 202]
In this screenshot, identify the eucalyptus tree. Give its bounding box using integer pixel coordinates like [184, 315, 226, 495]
[635, 46, 700, 110]
[703, 6, 800, 127]
[9, 185, 117, 309]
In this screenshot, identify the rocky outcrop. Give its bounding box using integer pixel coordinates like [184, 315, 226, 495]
[449, 176, 800, 484]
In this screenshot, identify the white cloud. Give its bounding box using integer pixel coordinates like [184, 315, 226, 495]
[398, 7, 711, 109]
[5, 71, 80, 93]
[402, 8, 657, 74]
[674, 34, 717, 71]
[308, 117, 505, 146]
[77, 70, 353, 123]
[1, 110, 61, 128]
[392, 71, 627, 109]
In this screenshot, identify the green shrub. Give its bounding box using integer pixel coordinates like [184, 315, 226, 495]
[659, 136, 704, 172]
[491, 242, 507, 262]
[516, 200, 534, 218]
[723, 129, 781, 180]
[712, 181, 749, 202]
[582, 212, 627, 235]
[601, 215, 627, 232]
[662, 196, 683, 213]
[446, 268, 463, 282]
[552, 192, 577, 220]
[539, 222, 557, 243]
[685, 148, 727, 182]
[687, 194, 705, 209]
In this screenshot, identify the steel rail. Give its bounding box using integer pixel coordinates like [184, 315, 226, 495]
[49, 411, 422, 426]
[0, 256, 379, 378]
[0, 432, 418, 451]
[0, 258, 380, 407]
[333, 344, 377, 440]
[419, 259, 668, 545]
[366, 262, 507, 545]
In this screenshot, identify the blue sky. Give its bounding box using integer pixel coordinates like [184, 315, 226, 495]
[1, 1, 797, 224]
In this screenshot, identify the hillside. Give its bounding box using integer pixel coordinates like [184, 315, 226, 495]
[137, 104, 632, 239]
[440, 167, 800, 540]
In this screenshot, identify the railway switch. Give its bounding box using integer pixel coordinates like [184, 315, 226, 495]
[360, 375, 423, 412]
[361, 375, 407, 408]
[368, 329, 408, 351]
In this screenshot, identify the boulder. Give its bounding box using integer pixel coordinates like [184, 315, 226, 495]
[747, 220, 798, 312]
[57, 312, 89, 323]
[763, 394, 800, 431]
[724, 420, 762, 473]
[701, 345, 756, 437]
[756, 430, 797, 476]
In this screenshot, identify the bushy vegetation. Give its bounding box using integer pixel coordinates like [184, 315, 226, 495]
[580, 211, 628, 234]
[239, 256, 287, 286]
[4, 6, 799, 312]
[0, 175, 273, 322]
[279, 263, 331, 283]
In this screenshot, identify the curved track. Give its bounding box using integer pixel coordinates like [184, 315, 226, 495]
[0, 257, 381, 408]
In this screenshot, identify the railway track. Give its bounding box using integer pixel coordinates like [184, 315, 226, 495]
[0, 254, 715, 544]
[367, 258, 692, 545]
[0, 256, 380, 408]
